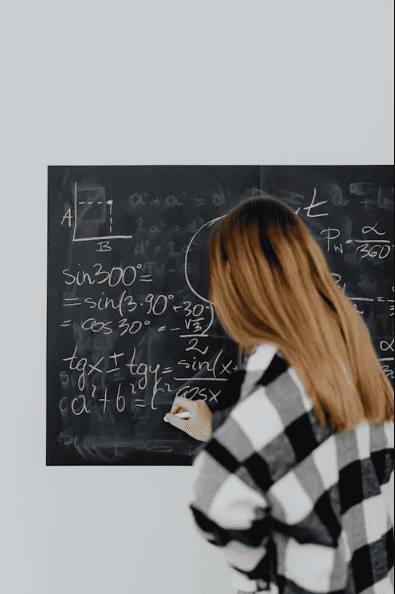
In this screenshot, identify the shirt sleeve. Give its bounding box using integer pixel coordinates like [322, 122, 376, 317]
[189, 437, 276, 593]
[189, 350, 282, 593]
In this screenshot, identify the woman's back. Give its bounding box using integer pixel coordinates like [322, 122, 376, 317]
[189, 344, 394, 593]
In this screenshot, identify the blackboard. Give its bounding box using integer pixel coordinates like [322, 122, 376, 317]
[47, 166, 394, 465]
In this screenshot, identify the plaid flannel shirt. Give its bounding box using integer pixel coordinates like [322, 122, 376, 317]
[189, 344, 394, 593]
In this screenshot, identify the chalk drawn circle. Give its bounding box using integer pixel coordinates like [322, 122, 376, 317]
[137, 264, 142, 269]
[144, 320, 150, 325]
[168, 295, 174, 299]
[184, 215, 225, 304]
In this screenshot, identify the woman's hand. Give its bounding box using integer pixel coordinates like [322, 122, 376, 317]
[164, 396, 212, 442]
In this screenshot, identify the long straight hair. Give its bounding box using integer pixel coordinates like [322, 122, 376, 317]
[207, 196, 394, 433]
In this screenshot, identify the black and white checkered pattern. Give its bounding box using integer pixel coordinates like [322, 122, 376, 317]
[189, 344, 394, 593]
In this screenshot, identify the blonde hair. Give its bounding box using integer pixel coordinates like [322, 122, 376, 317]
[207, 196, 394, 433]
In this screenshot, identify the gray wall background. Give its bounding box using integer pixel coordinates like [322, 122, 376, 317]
[1, 1, 394, 593]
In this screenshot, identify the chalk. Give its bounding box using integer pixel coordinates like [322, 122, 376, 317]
[163, 411, 191, 422]
[175, 411, 191, 419]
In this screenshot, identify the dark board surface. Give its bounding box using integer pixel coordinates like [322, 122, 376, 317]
[47, 166, 394, 465]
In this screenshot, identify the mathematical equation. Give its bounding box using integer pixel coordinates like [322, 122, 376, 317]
[60, 339, 236, 417]
[62, 286, 212, 338]
[322, 222, 393, 264]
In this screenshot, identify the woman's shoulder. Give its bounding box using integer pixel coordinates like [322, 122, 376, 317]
[211, 344, 323, 449]
[207, 344, 292, 435]
[210, 344, 285, 415]
[239, 343, 289, 401]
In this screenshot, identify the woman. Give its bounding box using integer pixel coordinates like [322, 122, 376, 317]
[165, 197, 394, 593]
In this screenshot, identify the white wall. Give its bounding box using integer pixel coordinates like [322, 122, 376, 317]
[2, 2, 394, 593]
